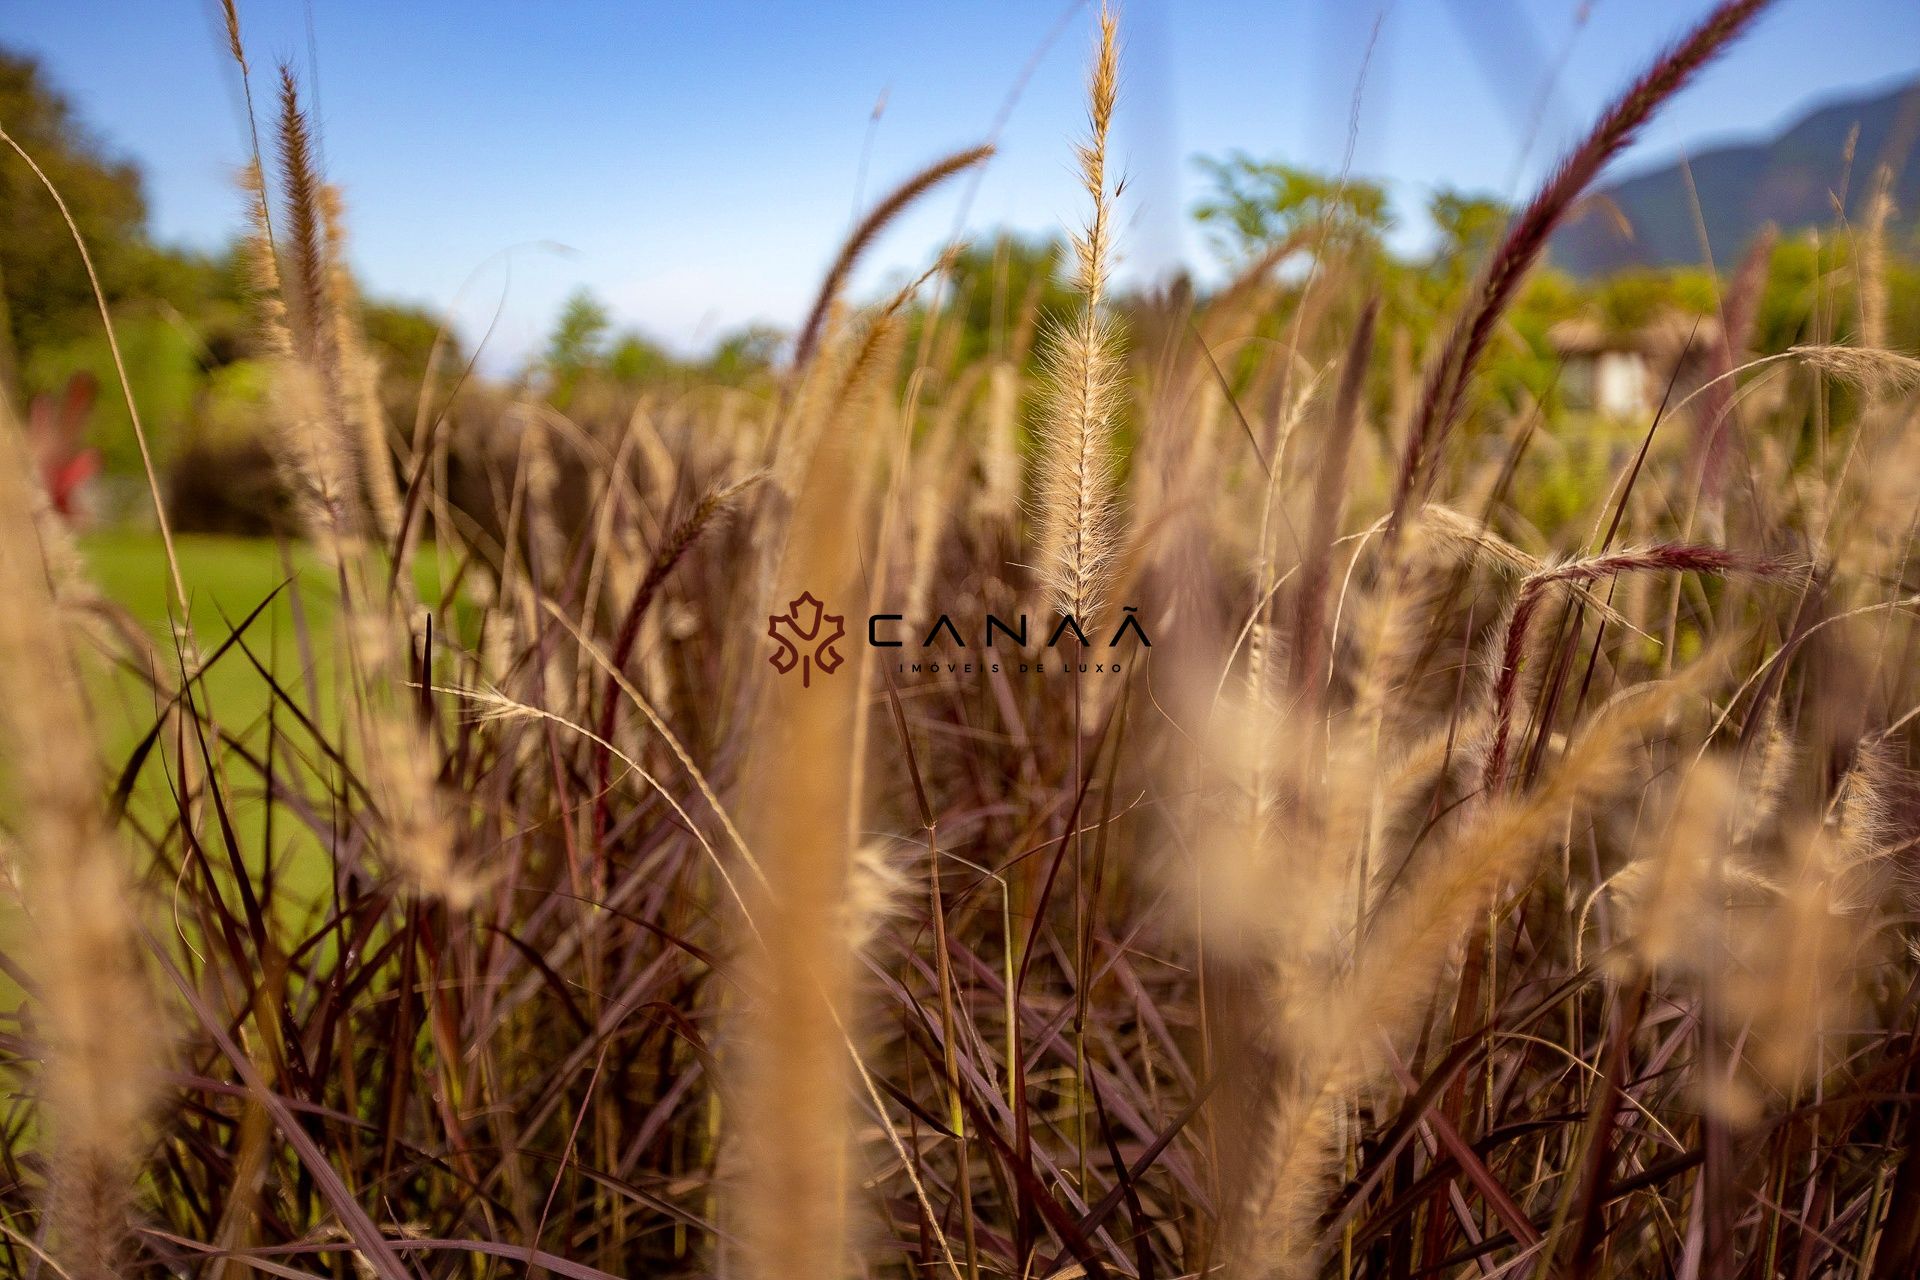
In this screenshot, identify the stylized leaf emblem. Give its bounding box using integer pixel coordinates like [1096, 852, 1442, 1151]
[767, 591, 845, 687]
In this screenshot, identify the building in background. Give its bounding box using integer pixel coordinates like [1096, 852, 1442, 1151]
[1550, 311, 1722, 417]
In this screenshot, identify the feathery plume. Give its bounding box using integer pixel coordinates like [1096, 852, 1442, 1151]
[1034, 6, 1123, 622]
[1858, 164, 1896, 350]
[1790, 342, 1920, 391]
[274, 67, 334, 375]
[1483, 544, 1787, 793]
[1696, 224, 1776, 508]
[790, 143, 994, 374]
[1617, 759, 1738, 975]
[320, 184, 405, 547]
[1294, 300, 1376, 693]
[0, 402, 163, 1280]
[238, 158, 292, 357]
[265, 69, 363, 541]
[593, 470, 764, 837]
[733, 252, 892, 1280]
[1389, 0, 1773, 531]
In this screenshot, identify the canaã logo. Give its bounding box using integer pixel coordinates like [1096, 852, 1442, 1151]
[769, 593, 1153, 686]
[767, 591, 846, 688]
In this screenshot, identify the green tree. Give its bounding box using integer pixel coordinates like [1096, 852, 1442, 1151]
[1192, 152, 1392, 263]
[702, 324, 783, 385]
[0, 49, 149, 395]
[1592, 267, 1717, 337]
[365, 299, 448, 386]
[607, 332, 675, 384]
[361, 298, 457, 428]
[925, 234, 1075, 372]
[542, 289, 611, 406]
[1428, 189, 1508, 269]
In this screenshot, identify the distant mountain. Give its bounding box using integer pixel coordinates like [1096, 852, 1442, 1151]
[1549, 78, 1920, 276]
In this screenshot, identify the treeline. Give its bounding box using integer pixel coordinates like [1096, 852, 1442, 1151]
[0, 49, 442, 501]
[7, 45, 1915, 517]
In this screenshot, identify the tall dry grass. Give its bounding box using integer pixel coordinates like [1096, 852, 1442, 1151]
[6, 2, 1920, 1278]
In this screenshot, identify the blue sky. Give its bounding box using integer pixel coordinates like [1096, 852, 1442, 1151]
[6, 1, 1917, 369]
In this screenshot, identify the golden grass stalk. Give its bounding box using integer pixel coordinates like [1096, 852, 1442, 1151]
[239, 158, 293, 357]
[1482, 544, 1786, 793]
[1616, 758, 1737, 975]
[273, 69, 336, 384]
[1229, 661, 1725, 1276]
[1858, 164, 1895, 350]
[264, 71, 362, 544]
[1368, 671, 1720, 1038]
[732, 293, 897, 1280]
[0, 401, 163, 1280]
[1734, 701, 1796, 842]
[975, 357, 1023, 523]
[790, 143, 993, 375]
[1732, 821, 1867, 1093]
[1034, 5, 1122, 624]
[1388, 0, 1773, 533]
[320, 183, 405, 547]
[249, 69, 463, 905]
[1789, 342, 1920, 391]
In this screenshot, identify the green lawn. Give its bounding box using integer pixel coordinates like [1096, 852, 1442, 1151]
[78, 531, 446, 906]
[81, 531, 343, 770]
[81, 529, 450, 745]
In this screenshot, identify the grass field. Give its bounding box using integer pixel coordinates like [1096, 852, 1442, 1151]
[81, 531, 336, 748]
[9, 1, 1920, 1277]
[78, 531, 451, 894]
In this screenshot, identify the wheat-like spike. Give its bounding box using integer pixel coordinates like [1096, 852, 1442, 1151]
[1858, 164, 1895, 350]
[222, 0, 304, 452]
[0, 401, 163, 1280]
[1620, 759, 1738, 975]
[1834, 736, 1899, 866]
[1230, 668, 1724, 1278]
[1730, 700, 1795, 842]
[239, 159, 293, 358]
[1483, 545, 1789, 793]
[771, 253, 946, 499]
[1739, 821, 1863, 1090]
[1417, 503, 1640, 632]
[735, 307, 881, 1280]
[319, 184, 405, 548]
[219, 0, 247, 69]
[267, 69, 363, 543]
[258, 73, 463, 905]
[274, 67, 332, 371]
[1351, 667, 1722, 1054]
[1034, 5, 1122, 624]
[1790, 342, 1920, 391]
[219, 0, 278, 277]
[790, 143, 993, 375]
[1388, 0, 1773, 533]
